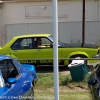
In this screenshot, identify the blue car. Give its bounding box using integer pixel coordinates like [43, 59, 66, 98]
[0, 55, 37, 100]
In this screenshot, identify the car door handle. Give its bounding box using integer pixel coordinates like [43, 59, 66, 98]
[36, 49, 40, 52]
[14, 50, 17, 52]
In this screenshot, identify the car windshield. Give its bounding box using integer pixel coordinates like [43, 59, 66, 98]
[48, 35, 63, 46]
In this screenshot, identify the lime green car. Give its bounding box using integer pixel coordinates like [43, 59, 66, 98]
[0, 33, 99, 66]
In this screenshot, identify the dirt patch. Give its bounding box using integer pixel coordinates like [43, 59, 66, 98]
[61, 86, 88, 92]
[59, 71, 70, 75]
[35, 85, 88, 92]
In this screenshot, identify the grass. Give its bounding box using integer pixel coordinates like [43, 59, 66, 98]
[35, 73, 72, 88]
[34, 89, 90, 100]
[34, 73, 91, 100]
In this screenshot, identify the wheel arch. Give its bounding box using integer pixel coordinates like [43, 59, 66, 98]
[64, 51, 90, 65]
[68, 54, 88, 64]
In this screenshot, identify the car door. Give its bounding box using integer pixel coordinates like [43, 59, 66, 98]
[34, 37, 63, 65]
[0, 59, 31, 97]
[10, 38, 35, 63]
[7, 73, 31, 97]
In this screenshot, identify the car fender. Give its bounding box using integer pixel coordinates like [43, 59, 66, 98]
[22, 64, 38, 84]
[64, 51, 90, 65]
[21, 64, 36, 73]
[97, 47, 100, 50]
[21, 64, 36, 77]
[67, 51, 90, 58]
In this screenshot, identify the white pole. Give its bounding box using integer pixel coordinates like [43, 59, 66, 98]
[52, 0, 59, 99]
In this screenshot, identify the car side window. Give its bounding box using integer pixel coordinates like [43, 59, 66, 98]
[20, 38, 33, 49]
[42, 38, 51, 44]
[0, 60, 19, 83]
[34, 37, 52, 48]
[11, 38, 34, 50]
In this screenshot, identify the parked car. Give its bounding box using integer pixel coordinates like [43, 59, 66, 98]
[88, 53, 100, 100]
[0, 33, 99, 66]
[0, 55, 37, 100]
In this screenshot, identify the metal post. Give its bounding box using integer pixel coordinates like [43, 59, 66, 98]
[52, 0, 59, 99]
[81, 0, 85, 47]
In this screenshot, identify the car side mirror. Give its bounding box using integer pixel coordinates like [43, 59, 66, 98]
[7, 78, 17, 88]
[51, 45, 53, 48]
[88, 78, 97, 86]
[50, 43, 53, 48]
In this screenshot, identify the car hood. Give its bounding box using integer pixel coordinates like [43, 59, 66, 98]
[61, 43, 99, 48]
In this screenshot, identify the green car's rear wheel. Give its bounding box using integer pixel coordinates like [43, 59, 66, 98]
[69, 55, 88, 64]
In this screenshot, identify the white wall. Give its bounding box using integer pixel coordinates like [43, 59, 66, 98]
[0, 0, 100, 45]
[0, 9, 2, 46]
[5, 21, 100, 45]
[0, 9, 2, 45]
[2, 0, 98, 24]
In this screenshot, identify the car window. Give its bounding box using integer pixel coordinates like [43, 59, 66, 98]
[0, 60, 19, 83]
[20, 38, 33, 48]
[42, 38, 51, 44]
[11, 38, 34, 50]
[34, 37, 52, 47]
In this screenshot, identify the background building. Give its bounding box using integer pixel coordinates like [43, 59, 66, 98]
[0, 0, 100, 46]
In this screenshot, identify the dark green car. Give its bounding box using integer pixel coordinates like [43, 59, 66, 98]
[88, 59, 100, 100]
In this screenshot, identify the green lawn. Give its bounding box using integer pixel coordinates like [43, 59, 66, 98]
[34, 73, 91, 100]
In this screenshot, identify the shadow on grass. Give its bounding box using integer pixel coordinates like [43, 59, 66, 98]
[36, 73, 90, 88]
[59, 74, 72, 86]
[60, 74, 90, 86]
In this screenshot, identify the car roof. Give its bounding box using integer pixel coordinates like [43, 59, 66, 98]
[13, 33, 51, 39]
